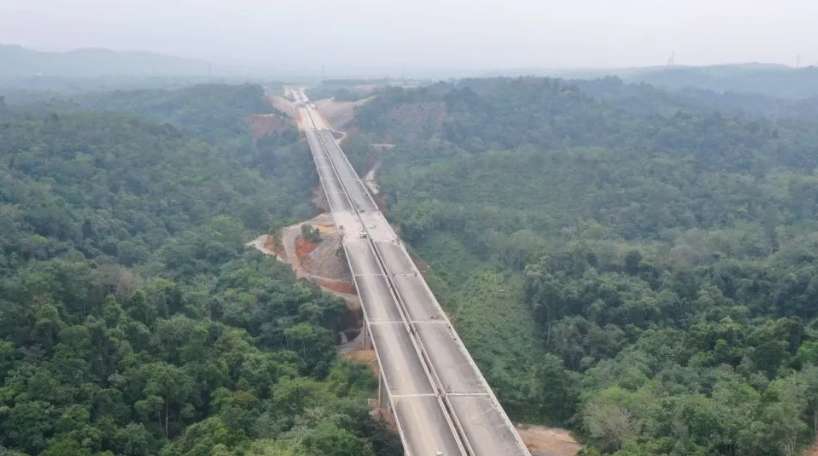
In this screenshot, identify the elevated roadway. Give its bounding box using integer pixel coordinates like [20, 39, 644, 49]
[290, 86, 530, 456]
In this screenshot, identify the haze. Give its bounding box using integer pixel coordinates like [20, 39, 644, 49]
[2, 0, 818, 76]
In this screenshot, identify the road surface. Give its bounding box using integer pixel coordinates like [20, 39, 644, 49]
[289, 86, 530, 456]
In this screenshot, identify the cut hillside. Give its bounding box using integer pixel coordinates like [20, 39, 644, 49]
[315, 96, 373, 129]
[269, 93, 297, 118]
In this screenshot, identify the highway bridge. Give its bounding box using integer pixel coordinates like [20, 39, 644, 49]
[289, 87, 531, 456]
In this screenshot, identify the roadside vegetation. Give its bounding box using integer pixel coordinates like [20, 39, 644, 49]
[0, 84, 398, 455]
[352, 77, 818, 455]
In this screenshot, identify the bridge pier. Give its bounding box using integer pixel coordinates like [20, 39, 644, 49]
[377, 371, 385, 408]
[361, 321, 372, 350]
[376, 371, 396, 428]
[298, 88, 530, 456]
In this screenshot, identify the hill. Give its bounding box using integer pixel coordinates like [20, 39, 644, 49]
[625, 63, 818, 99]
[0, 44, 211, 79]
[547, 63, 818, 100]
[0, 84, 398, 455]
[347, 77, 818, 455]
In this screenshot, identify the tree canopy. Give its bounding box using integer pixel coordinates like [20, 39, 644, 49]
[0, 84, 397, 455]
[351, 76, 818, 455]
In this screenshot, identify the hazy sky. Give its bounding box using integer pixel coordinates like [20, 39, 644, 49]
[2, 0, 818, 76]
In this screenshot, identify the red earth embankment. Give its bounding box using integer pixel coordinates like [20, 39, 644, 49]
[295, 236, 318, 258]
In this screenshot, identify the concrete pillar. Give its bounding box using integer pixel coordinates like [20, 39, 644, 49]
[378, 371, 386, 409]
[362, 322, 371, 350]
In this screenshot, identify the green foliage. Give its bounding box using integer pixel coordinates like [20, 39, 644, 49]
[300, 224, 321, 244]
[78, 83, 271, 140]
[0, 109, 312, 274]
[0, 87, 397, 455]
[356, 77, 818, 454]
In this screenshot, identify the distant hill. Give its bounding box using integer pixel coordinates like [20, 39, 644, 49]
[624, 63, 818, 99]
[0, 44, 212, 79]
[535, 63, 818, 99]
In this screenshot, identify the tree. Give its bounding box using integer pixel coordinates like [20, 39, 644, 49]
[0, 90, 388, 456]
[135, 362, 194, 437]
[623, 250, 642, 276]
[283, 323, 335, 375]
[300, 224, 321, 244]
[4, 400, 55, 454]
[303, 422, 375, 456]
[763, 376, 809, 456]
[583, 395, 637, 452]
[113, 423, 157, 456]
[533, 354, 578, 422]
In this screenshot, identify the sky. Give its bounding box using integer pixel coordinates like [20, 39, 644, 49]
[2, 0, 818, 77]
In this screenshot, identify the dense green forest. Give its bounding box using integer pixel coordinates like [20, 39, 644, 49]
[6, 74, 818, 455]
[77, 84, 276, 140]
[0, 84, 397, 455]
[348, 77, 818, 455]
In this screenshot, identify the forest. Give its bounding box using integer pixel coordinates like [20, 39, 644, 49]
[347, 77, 818, 455]
[0, 84, 398, 455]
[4, 72, 818, 456]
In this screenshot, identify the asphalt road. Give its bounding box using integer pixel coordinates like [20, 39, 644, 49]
[294, 88, 530, 456]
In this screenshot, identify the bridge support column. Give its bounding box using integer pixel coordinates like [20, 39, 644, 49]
[362, 322, 371, 350]
[378, 371, 386, 409]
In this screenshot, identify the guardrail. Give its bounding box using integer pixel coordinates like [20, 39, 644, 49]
[304, 108, 468, 455]
[298, 94, 530, 456]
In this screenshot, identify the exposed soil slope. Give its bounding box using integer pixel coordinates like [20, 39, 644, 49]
[517, 425, 582, 456]
[315, 96, 373, 129]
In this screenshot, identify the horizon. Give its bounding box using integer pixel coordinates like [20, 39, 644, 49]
[1, 42, 815, 81]
[2, 0, 817, 78]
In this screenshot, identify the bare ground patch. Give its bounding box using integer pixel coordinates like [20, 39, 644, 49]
[295, 236, 318, 258]
[268, 95, 297, 118]
[248, 214, 356, 311]
[246, 234, 283, 260]
[314, 96, 373, 129]
[517, 425, 582, 456]
[364, 162, 381, 195]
